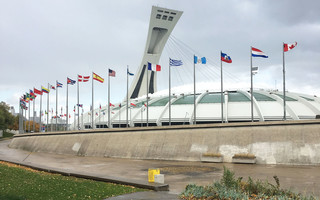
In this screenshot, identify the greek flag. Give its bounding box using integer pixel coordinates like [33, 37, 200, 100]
[169, 58, 183, 66]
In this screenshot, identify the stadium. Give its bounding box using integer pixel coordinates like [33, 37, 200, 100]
[71, 6, 320, 130]
[72, 89, 320, 129]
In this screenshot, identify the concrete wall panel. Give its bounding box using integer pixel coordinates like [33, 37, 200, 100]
[9, 120, 320, 165]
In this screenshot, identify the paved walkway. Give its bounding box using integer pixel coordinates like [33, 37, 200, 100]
[1, 139, 320, 199]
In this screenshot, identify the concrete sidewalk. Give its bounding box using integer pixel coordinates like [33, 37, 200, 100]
[1, 139, 320, 199]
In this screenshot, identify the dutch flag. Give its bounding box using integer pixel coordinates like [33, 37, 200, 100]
[251, 47, 268, 58]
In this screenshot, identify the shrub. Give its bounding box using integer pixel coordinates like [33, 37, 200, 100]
[180, 167, 316, 200]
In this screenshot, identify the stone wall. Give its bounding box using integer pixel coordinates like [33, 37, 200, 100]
[9, 120, 320, 165]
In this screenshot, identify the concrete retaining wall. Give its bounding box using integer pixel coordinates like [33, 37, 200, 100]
[9, 120, 320, 165]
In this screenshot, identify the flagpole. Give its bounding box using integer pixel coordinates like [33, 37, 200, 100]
[146, 66, 149, 127]
[40, 88, 43, 132]
[283, 42, 286, 121]
[169, 58, 171, 126]
[28, 101, 30, 132]
[77, 75, 80, 130]
[66, 80, 69, 131]
[193, 54, 196, 125]
[250, 47, 254, 122]
[56, 80, 58, 131]
[220, 51, 224, 123]
[74, 107, 76, 130]
[33, 97, 35, 132]
[47, 83, 49, 132]
[24, 109, 27, 132]
[126, 66, 129, 128]
[92, 72, 94, 129]
[108, 69, 111, 128]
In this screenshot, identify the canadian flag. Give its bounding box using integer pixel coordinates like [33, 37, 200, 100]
[284, 42, 297, 52]
[78, 75, 90, 82]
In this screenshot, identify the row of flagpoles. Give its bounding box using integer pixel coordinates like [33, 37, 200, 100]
[19, 42, 297, 132]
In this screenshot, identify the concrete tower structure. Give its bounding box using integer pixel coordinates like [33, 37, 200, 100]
[128, 6, 183, 99]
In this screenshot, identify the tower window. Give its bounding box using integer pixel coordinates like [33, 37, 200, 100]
[157, 10, 163, 12]
[162, 15, 167, 20]
[171, 12, 176, 15]
[156, 14, 161, 19]
[168, 16, 174, 21]
[164, 11, 169, 14]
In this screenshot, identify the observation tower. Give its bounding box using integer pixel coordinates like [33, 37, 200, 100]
[128, 6, 183, 99]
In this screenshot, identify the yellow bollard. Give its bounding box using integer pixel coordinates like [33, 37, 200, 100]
[148, 168, 160, 183]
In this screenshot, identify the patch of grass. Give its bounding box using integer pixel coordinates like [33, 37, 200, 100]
[180, 166, 317, 200]
[0, 161, 146, 200]
[202, 152, 222, 157]
[232, 153, 256, 159]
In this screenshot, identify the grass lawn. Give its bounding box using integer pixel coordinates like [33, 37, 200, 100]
[0, 161, 146, 200]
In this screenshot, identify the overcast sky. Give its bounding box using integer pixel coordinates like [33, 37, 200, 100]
[1, 0, 319, 119]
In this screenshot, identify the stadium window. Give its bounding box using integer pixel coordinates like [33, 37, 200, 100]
[168, 16, 173, 21]
[156, 14, 161, 19]
[162, 15, 167, 20]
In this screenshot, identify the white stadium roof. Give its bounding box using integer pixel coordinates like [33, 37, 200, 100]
[71, 89, 320, 130]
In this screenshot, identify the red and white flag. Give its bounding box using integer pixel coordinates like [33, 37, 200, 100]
[284, 42, 297, 52]
[78, 75, 90, 82]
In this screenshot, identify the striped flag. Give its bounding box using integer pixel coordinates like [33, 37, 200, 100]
[252, 47, 268, 58]
[109, 69, 116, 77]
[147, 62, 161, 71]
[42, 86, 50, 93]
[169, 58, 183, 66]
[57, 81, 63, 88]
[93, 72, 104, 83]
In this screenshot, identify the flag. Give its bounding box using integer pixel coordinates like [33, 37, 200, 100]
[251, 47, 268, 58]
[50, 84, 56, 90]
[73, 106, 75, 112]
[147, 62, 161, 71]
[93, 72, 104, 83]
[284, 42, 297, 52]
[109, 69, 116, 77]
[67, 77, 76, 85]
[221, 52, 232, 63]
[144, 103, 147, 107]
[57, 82, 63, 88]
[77, 104, 83, 108]
[169, 58, 183, 66]
[130, 102, 136, 107]
[127, 69, 134, 76]
[119, 103, 121, 107]
[41, 86, 50, 93]
[69, 114, 71, 118]
[78, 75, 90, 82]
[99, 104, 101, 110]
[30, 90, 36, 99]
[194, 56, 206, 64]
[109, 103, 115, 107]
[34, 88, 43, 95]
[96, 112, 98, 116]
